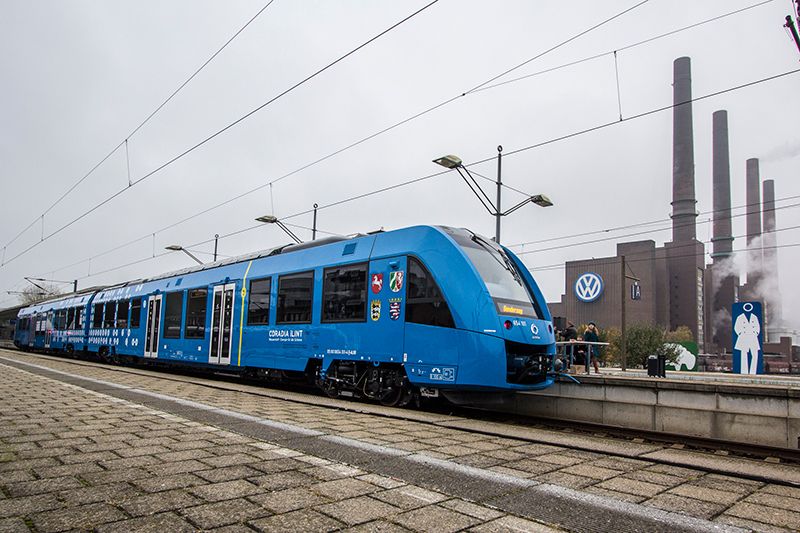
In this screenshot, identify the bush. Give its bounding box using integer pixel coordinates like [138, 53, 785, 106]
[608, 323, 683, 368]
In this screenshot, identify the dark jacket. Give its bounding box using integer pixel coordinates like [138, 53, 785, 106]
[584, 329, 599, 356]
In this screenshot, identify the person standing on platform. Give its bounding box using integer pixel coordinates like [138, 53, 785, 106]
[562, 321, 578, 342]
[584, 322, 600, 374]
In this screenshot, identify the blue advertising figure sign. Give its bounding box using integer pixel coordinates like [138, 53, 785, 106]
[732, 301, 763, 374]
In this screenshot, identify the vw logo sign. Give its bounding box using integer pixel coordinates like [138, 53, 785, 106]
[575, 272, 604, 303]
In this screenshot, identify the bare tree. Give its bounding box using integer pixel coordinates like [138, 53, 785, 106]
[18, 284, 62, 305]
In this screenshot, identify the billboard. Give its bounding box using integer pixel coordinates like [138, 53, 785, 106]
[732, 301, 763, 374]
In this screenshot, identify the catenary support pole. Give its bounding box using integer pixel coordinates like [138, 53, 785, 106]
[621, 254, 627, 371]
[495, 146, 502, 244]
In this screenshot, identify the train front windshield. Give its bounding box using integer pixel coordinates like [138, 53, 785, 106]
[452, 232, 541, 319]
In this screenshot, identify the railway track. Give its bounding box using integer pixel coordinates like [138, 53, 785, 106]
[3, 348, 799, 489]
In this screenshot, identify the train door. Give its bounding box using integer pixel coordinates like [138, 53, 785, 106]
[209, 283, 235, 365]
[144, 295, 162, 358]
[365, 256, 407, 361]
[44, 311, 53, 349]
[27, 316, 35, 347]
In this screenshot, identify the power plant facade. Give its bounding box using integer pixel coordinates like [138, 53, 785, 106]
[548, 57, 787, 355]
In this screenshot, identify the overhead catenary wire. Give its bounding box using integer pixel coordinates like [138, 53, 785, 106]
[2, 0, 278, 251]
[525, 240, 800, 274]
[11, 66, 800, 293]
[0, 0, 442, 270]
[1, 0, 765, 277]
[508, 194, 800, 249]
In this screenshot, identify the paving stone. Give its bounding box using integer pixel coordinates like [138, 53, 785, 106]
[667, 483, 742, 505]
[559, 463, 622, 481]
[0, 493, 63, 518]
[195, 465, 261, 483]
[342, 519, 413, 532]
[357, 474, 406, 490]
[0, 469, 36, 483]
[132, 472, 207, 493]
[249, 469, 316, 491]
[624, 470, 685, 487]
[644, 492, 727, 520]
[34, 461, 104, 479]
[81, 466, 151, 484]
[200, 453, 260, 468]
[311, 478, 379, 500]
[59, 482, 141, 506]
[643, 463, 703, 479]
[189, 479, 261, 502]
[96, 511, 197, 533]
[0, 517, 30, 533]
[250, 457, 309, 474]
[763, 484, 800, 499]
[249, 508, 344, 532]
[724, 501, 800, 529]
[504, 459, 559, 476]
[120, 488, 202, 516]
[30, 502, 127, 533]
[392, 504, 481, 533]
[537, 471, 595, 490]
[583, 486, 647, 504]
[115, 445, 172, 458]
[182, 497, 271, 529]
[146, 459, 209, 476]
[533, 453, 584, 467]
[470, 515, 561, 532]
[5, 476, 84, 497]
[317, 495, 401, 526]
[0, 457, 59, 472]
[439, 499, 504, 521]
[249, 487, 332, 513]
[596, 477, 666, 498]
[100, 455, 162, 470]
[714, 514, 795, 533]
[16, 446, 74, 459]
[58, 450, 120, 464]
[452, 454, 505, 469]
[592, 457, 652, 475]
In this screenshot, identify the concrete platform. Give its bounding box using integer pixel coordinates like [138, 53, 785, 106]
[3, 350, 800, 531]
[502, 368, 800, 450]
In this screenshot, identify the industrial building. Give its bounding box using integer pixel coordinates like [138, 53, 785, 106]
[548, 57, 794, 359]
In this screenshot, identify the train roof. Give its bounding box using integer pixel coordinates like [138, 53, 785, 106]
[16, 225, 479, 315]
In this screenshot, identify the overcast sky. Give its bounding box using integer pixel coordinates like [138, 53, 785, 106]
[1, 0, 798, 328]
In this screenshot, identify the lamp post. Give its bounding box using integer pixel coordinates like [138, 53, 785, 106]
[433, 151, 552, 244]
[165, 245, 203, 265]
[255, 215, 303, 244]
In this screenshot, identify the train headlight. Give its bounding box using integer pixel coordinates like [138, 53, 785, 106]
[504, 320, 513, 330]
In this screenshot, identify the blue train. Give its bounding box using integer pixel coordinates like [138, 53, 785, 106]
[14, 225, 557, 405]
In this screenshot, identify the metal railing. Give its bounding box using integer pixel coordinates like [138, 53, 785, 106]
[555, 340, 610, 375]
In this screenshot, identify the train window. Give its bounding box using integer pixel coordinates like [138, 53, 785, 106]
[277, 271, 314, 324]
[104, 302, 116, 328]
[58, 310, 67, 330]
[406, 257, 455, 328]
[185, 289, 207, 338]
[116, 300, 130, 329]
[163, 291, 184, 338]
[322, 263, 367, 322]
[67, 308, 75, 329]
[247, 278, 271, 325]
[53, 310, 62, 330]
[130, 298, 141, 328]
[92, 303, 103, 328]
[76, 308, 83, 329]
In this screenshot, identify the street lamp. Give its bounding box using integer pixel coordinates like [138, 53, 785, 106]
[165, 245, 203, 265]
[255, 215, 303, 244]
[433, 147, 553, 244]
